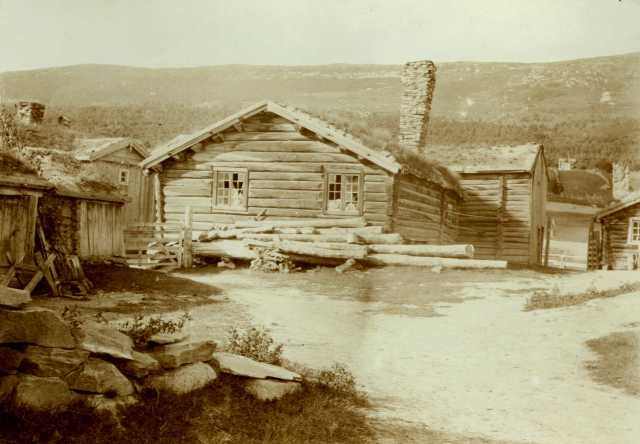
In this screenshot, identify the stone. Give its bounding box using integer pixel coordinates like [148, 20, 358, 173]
[13, 375, 75, 411]
[0, 375, 19, 402]
[148, 332, 189, 346]
[0, 287, 31, 308]
[65, 358, 134, 397]
[144, 362, 217, 395]
[74, 322, 134, 360]
[152, 340, 216, 369]
[211, 352, 301, 381]
[0, 308, 75, 348]
[119, 351, 160, 379]
[0, 346, 24, 374]
[21, 346, 89, 377]
[244, 379, 301, 401]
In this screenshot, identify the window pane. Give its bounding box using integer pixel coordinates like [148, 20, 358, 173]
[216, 170, 246, 208]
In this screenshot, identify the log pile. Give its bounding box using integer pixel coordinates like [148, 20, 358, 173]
[194, 217, 508, 271]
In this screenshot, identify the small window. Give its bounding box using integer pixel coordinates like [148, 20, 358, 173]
[118, 169, 129, 185]
[628, 218, 640, 244]
[446, 202, 457, 226]
[325, 173, 361, 214]
[213, 168, 247, 210]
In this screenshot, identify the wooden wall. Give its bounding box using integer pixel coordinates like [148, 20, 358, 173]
[529, 153, 548, 265]
[393, 174, 459, 243]
[601, 203, 640, 270]
[0, 190, 39, 267]
[77, 200, 125, 258]
[456, 173, 533, 263]
[158, 112, 392, 230]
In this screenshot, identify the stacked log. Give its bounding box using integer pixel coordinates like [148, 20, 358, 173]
[194, 218, 506, 270]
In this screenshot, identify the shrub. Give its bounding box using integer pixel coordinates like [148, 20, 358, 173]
[317, 363, 357, 396]
[226, 326, 284, 365]
[119, 312, 192, 348]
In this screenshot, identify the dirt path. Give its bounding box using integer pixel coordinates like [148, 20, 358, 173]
[177, 267, 640, 444]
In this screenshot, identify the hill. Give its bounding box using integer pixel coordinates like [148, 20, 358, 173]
[1, 53, 639, 123]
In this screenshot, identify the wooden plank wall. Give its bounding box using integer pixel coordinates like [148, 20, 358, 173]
[529, 154, 548, 264]
[393, 174, 459, 243]
[159, 112, 392, 230]
[457, 173, 532, 263]
[0, 194, 37, 266]
[601, 204, 640, 270]
[78, 200, 125, 258]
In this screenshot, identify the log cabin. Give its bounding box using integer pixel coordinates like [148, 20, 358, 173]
[73, 138, 153, 226]
[595, 192, 640, 270]
[428, 143, 549, 265]
[140, 98, 463, 243]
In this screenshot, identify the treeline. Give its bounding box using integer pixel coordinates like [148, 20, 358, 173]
[3, 103, 639, 170]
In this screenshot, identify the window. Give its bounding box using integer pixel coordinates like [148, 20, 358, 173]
[212, 168, 247, 210]
[445, 202, 457, 226]
[325, 173, 362, 214]
[118, 169, 129, 185]
[628, 218, 640, 244]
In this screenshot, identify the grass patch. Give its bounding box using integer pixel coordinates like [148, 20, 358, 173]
[585, 331, 640, 397]
[0, 374, 373, 444]
[524, 282, 640, 311]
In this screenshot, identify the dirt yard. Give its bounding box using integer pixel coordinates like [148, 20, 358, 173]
[32, 265, 640, 444]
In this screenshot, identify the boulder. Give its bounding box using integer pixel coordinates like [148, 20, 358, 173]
[211, 352, 301, 381]
[244, 379, 301, 401]
[74, 322, 134, 360]
[144, 362, 217, 395]
[0, 346, 24, 374]
[0, 375, 19, 402]
[0, 287, 31, 308]
[152, 340, 216, 369]
[13, 375, 75, 411]
[0, 308, 75, 348]
[65, 358, 134, 397]
[148, 332, 189, 346]
[21, 346, 89, 378]
[119, 351, 160, 379]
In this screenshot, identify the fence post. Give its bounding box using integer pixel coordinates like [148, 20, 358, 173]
[183, 206, 193, 268]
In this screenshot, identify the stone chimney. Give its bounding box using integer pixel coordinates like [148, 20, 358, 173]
[612, 162, 630, 200]
[398, 60, 437, 154]
[15, 101, 45, 125]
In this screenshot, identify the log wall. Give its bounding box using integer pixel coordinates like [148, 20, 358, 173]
[601, 203, 640, 270]
[456, 173, 533, 263]
[393, 174, 459, 243]
[158, 112, 393, 229]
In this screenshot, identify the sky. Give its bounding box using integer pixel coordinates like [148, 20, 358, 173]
[0, 0, 639, 72]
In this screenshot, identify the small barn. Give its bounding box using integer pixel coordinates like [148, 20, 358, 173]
[73, 137, 153, 226]
[595, 192, 640, 270]
[140, 100, 463, 243]
[428, 143, 549, 265]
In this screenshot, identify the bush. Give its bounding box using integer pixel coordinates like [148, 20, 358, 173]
[318, 363, 357, 396]
[225, 327, 284, 365]
[119, 312, 192, 348]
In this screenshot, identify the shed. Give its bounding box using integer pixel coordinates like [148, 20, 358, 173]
[141, 100, 463, 243]
[73, 137, 153, 226]
[595, 192, 640, 270]
[428, 143, 549, 265]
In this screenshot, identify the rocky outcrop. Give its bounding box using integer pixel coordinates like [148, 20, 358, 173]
[65, 358, 134, 397]
[73, 322, 134, 360]
[0, 309, 75, 348]
[148, 332, 189, 346]
[144, 362, 217, 395]
[13, 375, 75, 411]
[119, 351, 160, 379]
[211, 352, 301, 381]
[244, 379, 301, 401]
[0, 346, 24, 374]
[21, 346, 89, 377]
[152, 340, 216, 369]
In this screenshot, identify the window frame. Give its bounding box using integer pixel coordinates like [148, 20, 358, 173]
[118, 168, 129, 186]
[210, 167, 249, 212]
[627, 217, 640, 244]
[323, 170, 364, 216]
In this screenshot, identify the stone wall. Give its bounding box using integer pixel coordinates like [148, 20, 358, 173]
[398, 60, 437, 154]
[0, 302, 302, 418]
